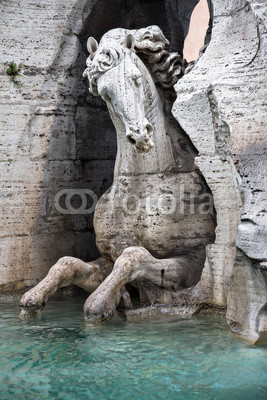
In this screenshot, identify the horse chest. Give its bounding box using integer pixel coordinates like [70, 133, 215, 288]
[93, 172, 215, 259]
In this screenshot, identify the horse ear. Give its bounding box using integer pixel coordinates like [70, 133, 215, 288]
[125, 34, 135, 51]
[87, 37, 98, 55]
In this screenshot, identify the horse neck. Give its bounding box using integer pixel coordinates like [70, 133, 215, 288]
[112, 56, 178, 178]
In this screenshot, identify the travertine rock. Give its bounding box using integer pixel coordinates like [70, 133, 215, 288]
[0, 0, 109, 292]
[172, 0, 267, 343]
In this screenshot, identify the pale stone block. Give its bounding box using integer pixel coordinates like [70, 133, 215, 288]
[227, 249, 267, 343]
[29, 114, 76, 160]
[0, 104, 31, 160]
[172, 90, 216, 155]
[198, 243, 237, 306]
[173, 0, 267, 341]
[213, 0, 246, 16]
[0, 232, 77, 291]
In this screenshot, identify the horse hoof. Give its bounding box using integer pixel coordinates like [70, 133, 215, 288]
[84, 307, 114, 323]
[19, 306, 42, 319]
[20, 290, 47, 312]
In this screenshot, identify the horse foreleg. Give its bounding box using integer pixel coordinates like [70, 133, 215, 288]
[20, 257, 113, 313]
[83, 246, 195, 322]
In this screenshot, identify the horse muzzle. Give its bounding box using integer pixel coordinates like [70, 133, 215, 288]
[126, 122, 154, 153]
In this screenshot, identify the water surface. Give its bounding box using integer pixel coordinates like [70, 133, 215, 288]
[0, 296, 266, 400]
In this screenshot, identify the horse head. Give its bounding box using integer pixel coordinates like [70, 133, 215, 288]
[83, 30, 155, 153]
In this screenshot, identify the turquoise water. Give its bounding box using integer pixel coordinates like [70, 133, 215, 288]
[0, 296, 266, 400]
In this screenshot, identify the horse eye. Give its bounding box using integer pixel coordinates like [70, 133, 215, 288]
[133, 76, 142, 87]
[103, 50, 111, 59]
[103, 93, 111, 102]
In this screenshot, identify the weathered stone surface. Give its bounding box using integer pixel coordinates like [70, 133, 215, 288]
[227, 250, 267, 344]
[0, 232, 77, 293]
[20, 26, 216, 320]
[0, 0, 106, 291]
[172, 0, 267, 342]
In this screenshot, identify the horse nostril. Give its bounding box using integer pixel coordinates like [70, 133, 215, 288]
[146, 123, 153, 136]
[127, 136, 136, 145]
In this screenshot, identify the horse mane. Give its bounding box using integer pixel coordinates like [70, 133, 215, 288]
[85, 26, 184, 95]
[133, 25, 184, 90]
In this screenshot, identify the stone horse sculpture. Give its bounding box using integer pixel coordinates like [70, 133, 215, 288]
[20, 26, 215, 320]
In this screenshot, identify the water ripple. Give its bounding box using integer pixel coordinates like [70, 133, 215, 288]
[0, 297, 266, 400]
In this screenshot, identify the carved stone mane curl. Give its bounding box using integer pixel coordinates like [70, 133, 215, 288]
[133, 25, 184, 89]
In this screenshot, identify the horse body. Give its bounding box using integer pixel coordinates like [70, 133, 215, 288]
[95, 172, 214, 262]
[92, 39, 214, 263]
[20, 26, 215, 319]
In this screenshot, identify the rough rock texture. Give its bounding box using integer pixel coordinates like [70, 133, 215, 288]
[0, 0, 114, 292]
[0, 0, 206, 293]
[172, 0, 267, 342]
